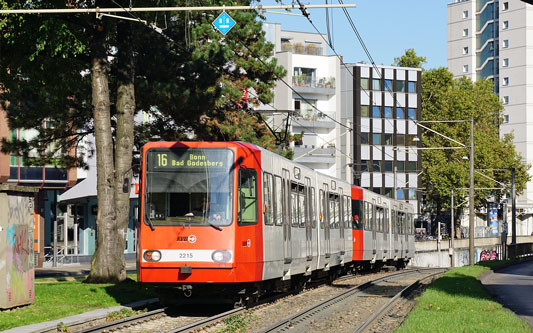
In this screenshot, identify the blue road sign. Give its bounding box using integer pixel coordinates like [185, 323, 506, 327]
[212, 12, 236, 35]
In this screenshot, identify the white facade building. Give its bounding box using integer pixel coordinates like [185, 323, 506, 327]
[448, 0, 533, 235]
[262, 23, 342, 178]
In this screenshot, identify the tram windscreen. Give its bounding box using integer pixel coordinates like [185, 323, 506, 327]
[144, 148, 234, 227]
[352, 199, 364, 230]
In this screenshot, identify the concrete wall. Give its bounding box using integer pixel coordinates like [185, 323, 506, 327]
[0, 185, 38, 309]
[411, 235, 533, 268]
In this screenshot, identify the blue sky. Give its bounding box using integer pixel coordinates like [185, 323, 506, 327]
[261, 0, 451, 69]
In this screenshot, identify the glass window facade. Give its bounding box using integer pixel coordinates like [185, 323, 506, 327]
[372, 106, 381, 118]
[372, 133, 381, 145]
[408, 108, 416, 119]
[361, 78, 369, 90]
[372, 79, 381, 91]
[361, 105, 370, 117]
[395, 81, 405, 92]
[360, 133, 369, 144]
[384, 80, 392, 92]
[396, 107, 404, 119]
[384, 107, 392, 118]
[384, 134, 393, 145]
[407, 81, 416, 93]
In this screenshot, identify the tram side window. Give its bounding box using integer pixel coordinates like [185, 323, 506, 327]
[364, 202, 372, 231]
[385, 208, 389, 232]
[319, 189, 325, 229]
[274, 176, 283, 226]
[344, 196, 350, 229]
[299, 185, 306, 228]
[352, 200, 364, 229]
[329, 193, 340, 229]
[263, 173, 274, 225]
[311, 188, 316, 228]
[397, 212, 404, 234]
[375, 207, 383, 232]
[408, 213, 414, 234]
[238, 169, 258, 225]
[291, 182, 299, 228]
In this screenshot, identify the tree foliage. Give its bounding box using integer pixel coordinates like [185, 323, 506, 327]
[0, 0, 285, 282]
[393, 48, 427, 69]
[420, 67, 530, 217]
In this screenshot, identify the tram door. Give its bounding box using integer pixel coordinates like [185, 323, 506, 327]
[323, 184, 331, 257]
[372, 198, 377, 254]
[282, 169, 292, 263]
[339, 190, 345, 255]
[305, 178, 312, 260]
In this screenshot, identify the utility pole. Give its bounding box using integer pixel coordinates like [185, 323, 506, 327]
[469, 115, 475, 265]
[512, 167, 516, 244]
[451, 189, 455, 267]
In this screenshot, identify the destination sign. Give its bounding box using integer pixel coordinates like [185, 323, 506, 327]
[148, 149, 232, 171]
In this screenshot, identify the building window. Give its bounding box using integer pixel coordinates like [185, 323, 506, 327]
[360, 160, 369, 172]
[503, 77, 509, 86]
[463, 65, 469, 73]
[463, 10, 468, 18]
[503, 96, 509, 105]
[384, 106, 393, 118]
[396, 134, 406, 146]
[396, 107, 404, 119]
[504, 115, 509, 123]
[361, 78, 369, 90]
[407, 135, 418, 146]
[407, 161, 417, 172]
[407, 81, 416, 93]
[502, 2, 509, 11]
[384, 134, 393, 145]
[502, 58, 509, 67]
[294, 99, 317, 118]
[372, 105, 381, 118]
[361, 105, 370, 117]
[384, 79, 392, 92]
[463, 28, 469, 37]
[463, 47, 469, 55]
[503, 40, 509, 48]
[372, 133, 381, 145]
[396, 161, 405, 172]
[408, 108, 416, 119]
[383, 161, 393, 172]
[408, 189, 417, 200]
[503, 21, 509, 30]
[372, 79, 381, 91]
[395, 80, 405, 92]
[360, 133, 369, 144]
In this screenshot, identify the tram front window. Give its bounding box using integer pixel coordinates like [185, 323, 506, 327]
[145, 148, 234, 227]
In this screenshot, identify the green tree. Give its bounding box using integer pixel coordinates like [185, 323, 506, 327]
[393, 48, 427, 69]
[0, 0, 284, 282]
[420, 67, 529, 228]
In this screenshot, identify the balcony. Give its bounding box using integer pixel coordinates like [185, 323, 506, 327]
[292, 75, 336, 95]
[293, 146, 336, 164]
[281, 42, 323, 55]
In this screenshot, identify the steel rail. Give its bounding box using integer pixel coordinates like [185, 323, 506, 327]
[166, 306, 244, 333]
[355, 269, 446, 332]
[78, 307, 167, 333]
[256, 268, 444, 333]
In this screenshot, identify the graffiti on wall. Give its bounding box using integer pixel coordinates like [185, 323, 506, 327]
[6, 195, 34, 306]
[479, 249, 498, 261]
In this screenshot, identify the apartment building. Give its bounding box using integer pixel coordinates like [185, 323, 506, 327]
[340, 63, 422, 214]
[448, 0, 533, 235]
[262, 23, 342, 178]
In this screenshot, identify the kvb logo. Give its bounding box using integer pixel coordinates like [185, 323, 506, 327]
[188, 235, 197, 244]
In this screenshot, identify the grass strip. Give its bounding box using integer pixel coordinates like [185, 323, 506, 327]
[0, 274, 156, 331]
[397, 261, 530, 332]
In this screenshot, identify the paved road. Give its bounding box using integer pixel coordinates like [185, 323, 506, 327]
[480, 260, 533, 327]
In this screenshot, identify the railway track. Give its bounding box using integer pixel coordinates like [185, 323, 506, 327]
[71, 267, 441, 333]
[256, 268, 446, 333]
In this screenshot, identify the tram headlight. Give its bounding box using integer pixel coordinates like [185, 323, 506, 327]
[211, 250, 232, 263]
[143, 250, 161, 262]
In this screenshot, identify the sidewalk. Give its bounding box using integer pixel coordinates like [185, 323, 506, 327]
[34, 259, 137, 278]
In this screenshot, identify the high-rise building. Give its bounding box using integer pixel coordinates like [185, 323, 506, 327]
[448, 0, 533, 234]
[340, 63, 422, 215]
[262, 23, 342, 178]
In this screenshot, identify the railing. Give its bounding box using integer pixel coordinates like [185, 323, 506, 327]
[281, 43, 323, 55]
[292, 76, 335, 89]
[508, 243, 533, 259]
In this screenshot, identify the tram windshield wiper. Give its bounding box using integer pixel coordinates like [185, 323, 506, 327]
[146, 218, 155, 231]
[209, 222, 223, 231]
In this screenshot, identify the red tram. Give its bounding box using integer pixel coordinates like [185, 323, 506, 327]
[136, 141, 415, 304]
